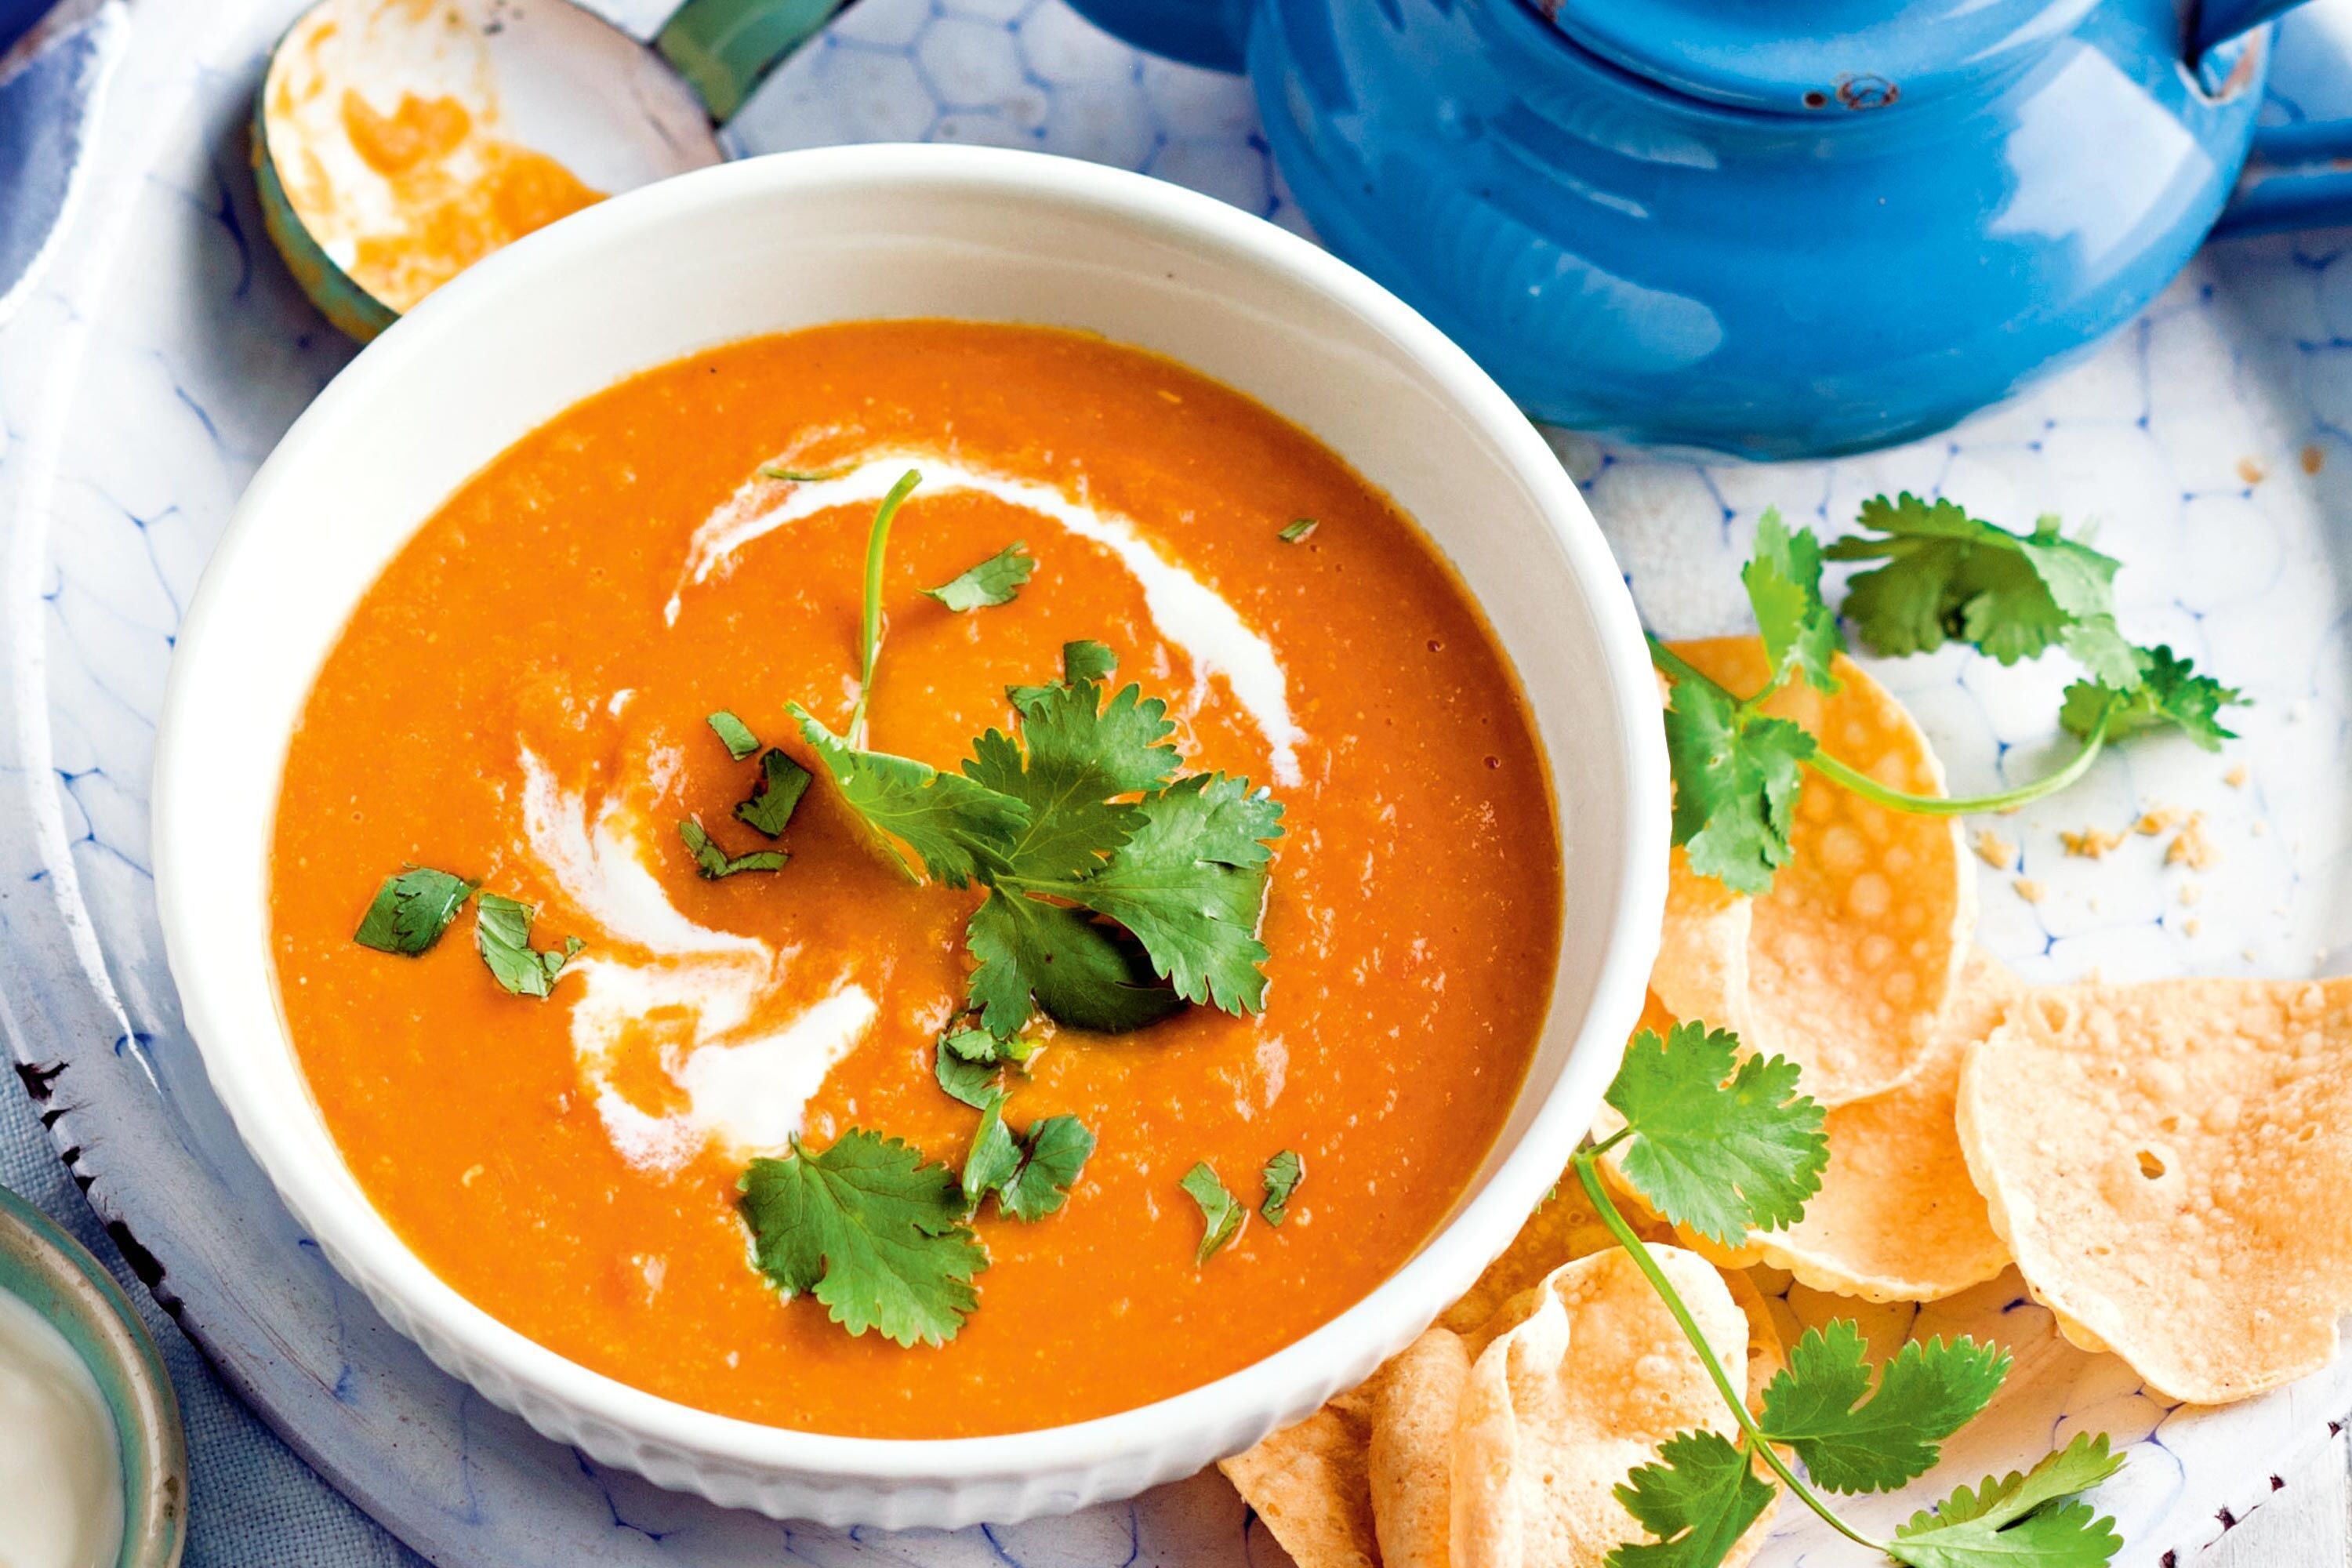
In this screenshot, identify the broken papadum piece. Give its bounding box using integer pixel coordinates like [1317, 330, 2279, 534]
[1654, 637, 1974, 1107]
[1221, 1391, 1380, 1568]
[1957, 975, 2352, 1405]
[1370, 1327, 1472, 1568]
[1451, 1247, 1774, 1568]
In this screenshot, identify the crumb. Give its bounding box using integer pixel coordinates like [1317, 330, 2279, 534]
[2243, 947, 2259, 963]
[2238, 456, 2267, 485]
[2166, 811, 2219, 870]
[2224, 763, 2249, 789]
[2013, 877, 2045, 904]
[2303, 443, 2326, 474]
[1971, 828, 2016, 869]
[1997, 804, 2022, 817]
[2134, 804, 2184, 837]
[2061, 826, 2128, 858]
[2179, 882, 2203, 906]
[2252, 819, 2269, 837]
[2183, 917, 2202, 936]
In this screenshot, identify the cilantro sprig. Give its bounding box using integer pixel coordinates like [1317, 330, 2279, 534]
[1660, 501, 2246, 894]
[1581, 1022, 2123, 1567]
[788, 474, 1284, 1037]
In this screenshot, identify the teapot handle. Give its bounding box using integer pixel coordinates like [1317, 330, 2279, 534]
[1061, 0, 1252, 73]
[2200, 0, 2352, 238]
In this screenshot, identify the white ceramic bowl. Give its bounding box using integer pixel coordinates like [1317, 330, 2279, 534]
[153, 143, 1667, 1528]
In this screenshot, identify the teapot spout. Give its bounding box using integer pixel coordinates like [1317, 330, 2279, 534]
[1062, 0, 1253, 72]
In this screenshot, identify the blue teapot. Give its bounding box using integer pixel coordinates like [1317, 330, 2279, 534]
[1065, 0, 2351, 458]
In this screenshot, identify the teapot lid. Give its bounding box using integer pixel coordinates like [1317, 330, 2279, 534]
[1530, 0, 2102, 112]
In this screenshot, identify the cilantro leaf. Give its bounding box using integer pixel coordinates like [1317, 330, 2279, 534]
[1742, 509, 1842, 694]
[960, 1094, 1025, 1210]
[1060, 639, 1118, 684]
[1758, 1322, 2009, 1493]
[1045, 772, 1283, 1014]
[474, 892, 583, 998]
[1000, 1115, 1095, 1221]
[964, 890, 1181, 1037]
[959, 1097, 1095, 1222]
[1180, 1162, 1247, 1264]
[924, 543, 1036, 612]
[793, 706, 1029, 887]
[739, 1131, 986, 1348]
[706, 710, 760, 760]
[354, 866, 475, 955]
[935, 1042, 1001, 1110]
[1278, 517, 1319, 543]
[1827, 495, 2139, 685]
[1260, 1149, 1304, 1226]
[2058, 644, 2245, 753]
[679, 818, 788, 878]
[1608, 1429, 1776, 1568]
[735, 749, 811, 837]
[963, 666, 1178, 881]
[1888, 1434, 2125, 1568]
[1662, 674, 1815, 897]
[1605, 1022, 1827, 1248]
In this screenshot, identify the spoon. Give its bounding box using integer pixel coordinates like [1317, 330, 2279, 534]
[255, 0, 846, 340]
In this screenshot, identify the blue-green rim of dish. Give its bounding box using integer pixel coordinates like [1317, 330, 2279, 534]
[0, 1182, 188, 1568]
[249, 50, 401, 346]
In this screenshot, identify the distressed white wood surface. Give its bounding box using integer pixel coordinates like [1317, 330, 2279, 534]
[2200, 1437, 2350, 1566]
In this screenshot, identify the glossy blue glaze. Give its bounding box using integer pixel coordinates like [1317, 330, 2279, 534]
[1069, 0, 2346, 456]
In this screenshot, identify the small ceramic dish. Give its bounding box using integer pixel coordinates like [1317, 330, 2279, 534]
[152, 143, 1667, 1526]
[0, 1183, 187, 1568]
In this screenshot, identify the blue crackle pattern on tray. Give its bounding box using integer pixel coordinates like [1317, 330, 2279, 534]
[0, 0, 2347, 1564]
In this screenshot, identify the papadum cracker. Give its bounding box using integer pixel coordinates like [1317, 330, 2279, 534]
[1602, 962, 2010, 1302]
[1957, 976, 2352, 1405]
[1450, 1247, 1773, 1568]
[1370, 1328, 1471, 1568]
[1654, 637, 1973, 1106]
[1221, 1393, 1380, 1568]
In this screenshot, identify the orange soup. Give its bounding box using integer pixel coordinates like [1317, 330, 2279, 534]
[270, 321, 1563, 1437]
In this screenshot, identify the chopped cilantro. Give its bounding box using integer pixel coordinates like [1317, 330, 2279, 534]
[761, 463, 851, 483]
[1602, 1021, 1826, 1248]
[679, 818, 787, 879]
[2058, 644, 2245, 753]
[1259, 1149, 1303, 1225]
[960, 1094, 1025, 1210]
[1759, 1322, 2009, 1493]
[924, 543, 1036, 612]
[1058, 639, 1118, 684]
[473, 892, 583, 998]
[1179, 1161, 1247, 1264]
[1609, 1429, 1776, 1568]
[706, 710, 760, 760]
[735, 748, 811, 838]
[935, 1042, 1002, 1109]
[1278, 517, 1319, 543]
[354, 866, 474, 955]
[739, 1131, 985, 1347]
[1000, 1115, 1094, 1221]
[959, 1094, 1095, 1222]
